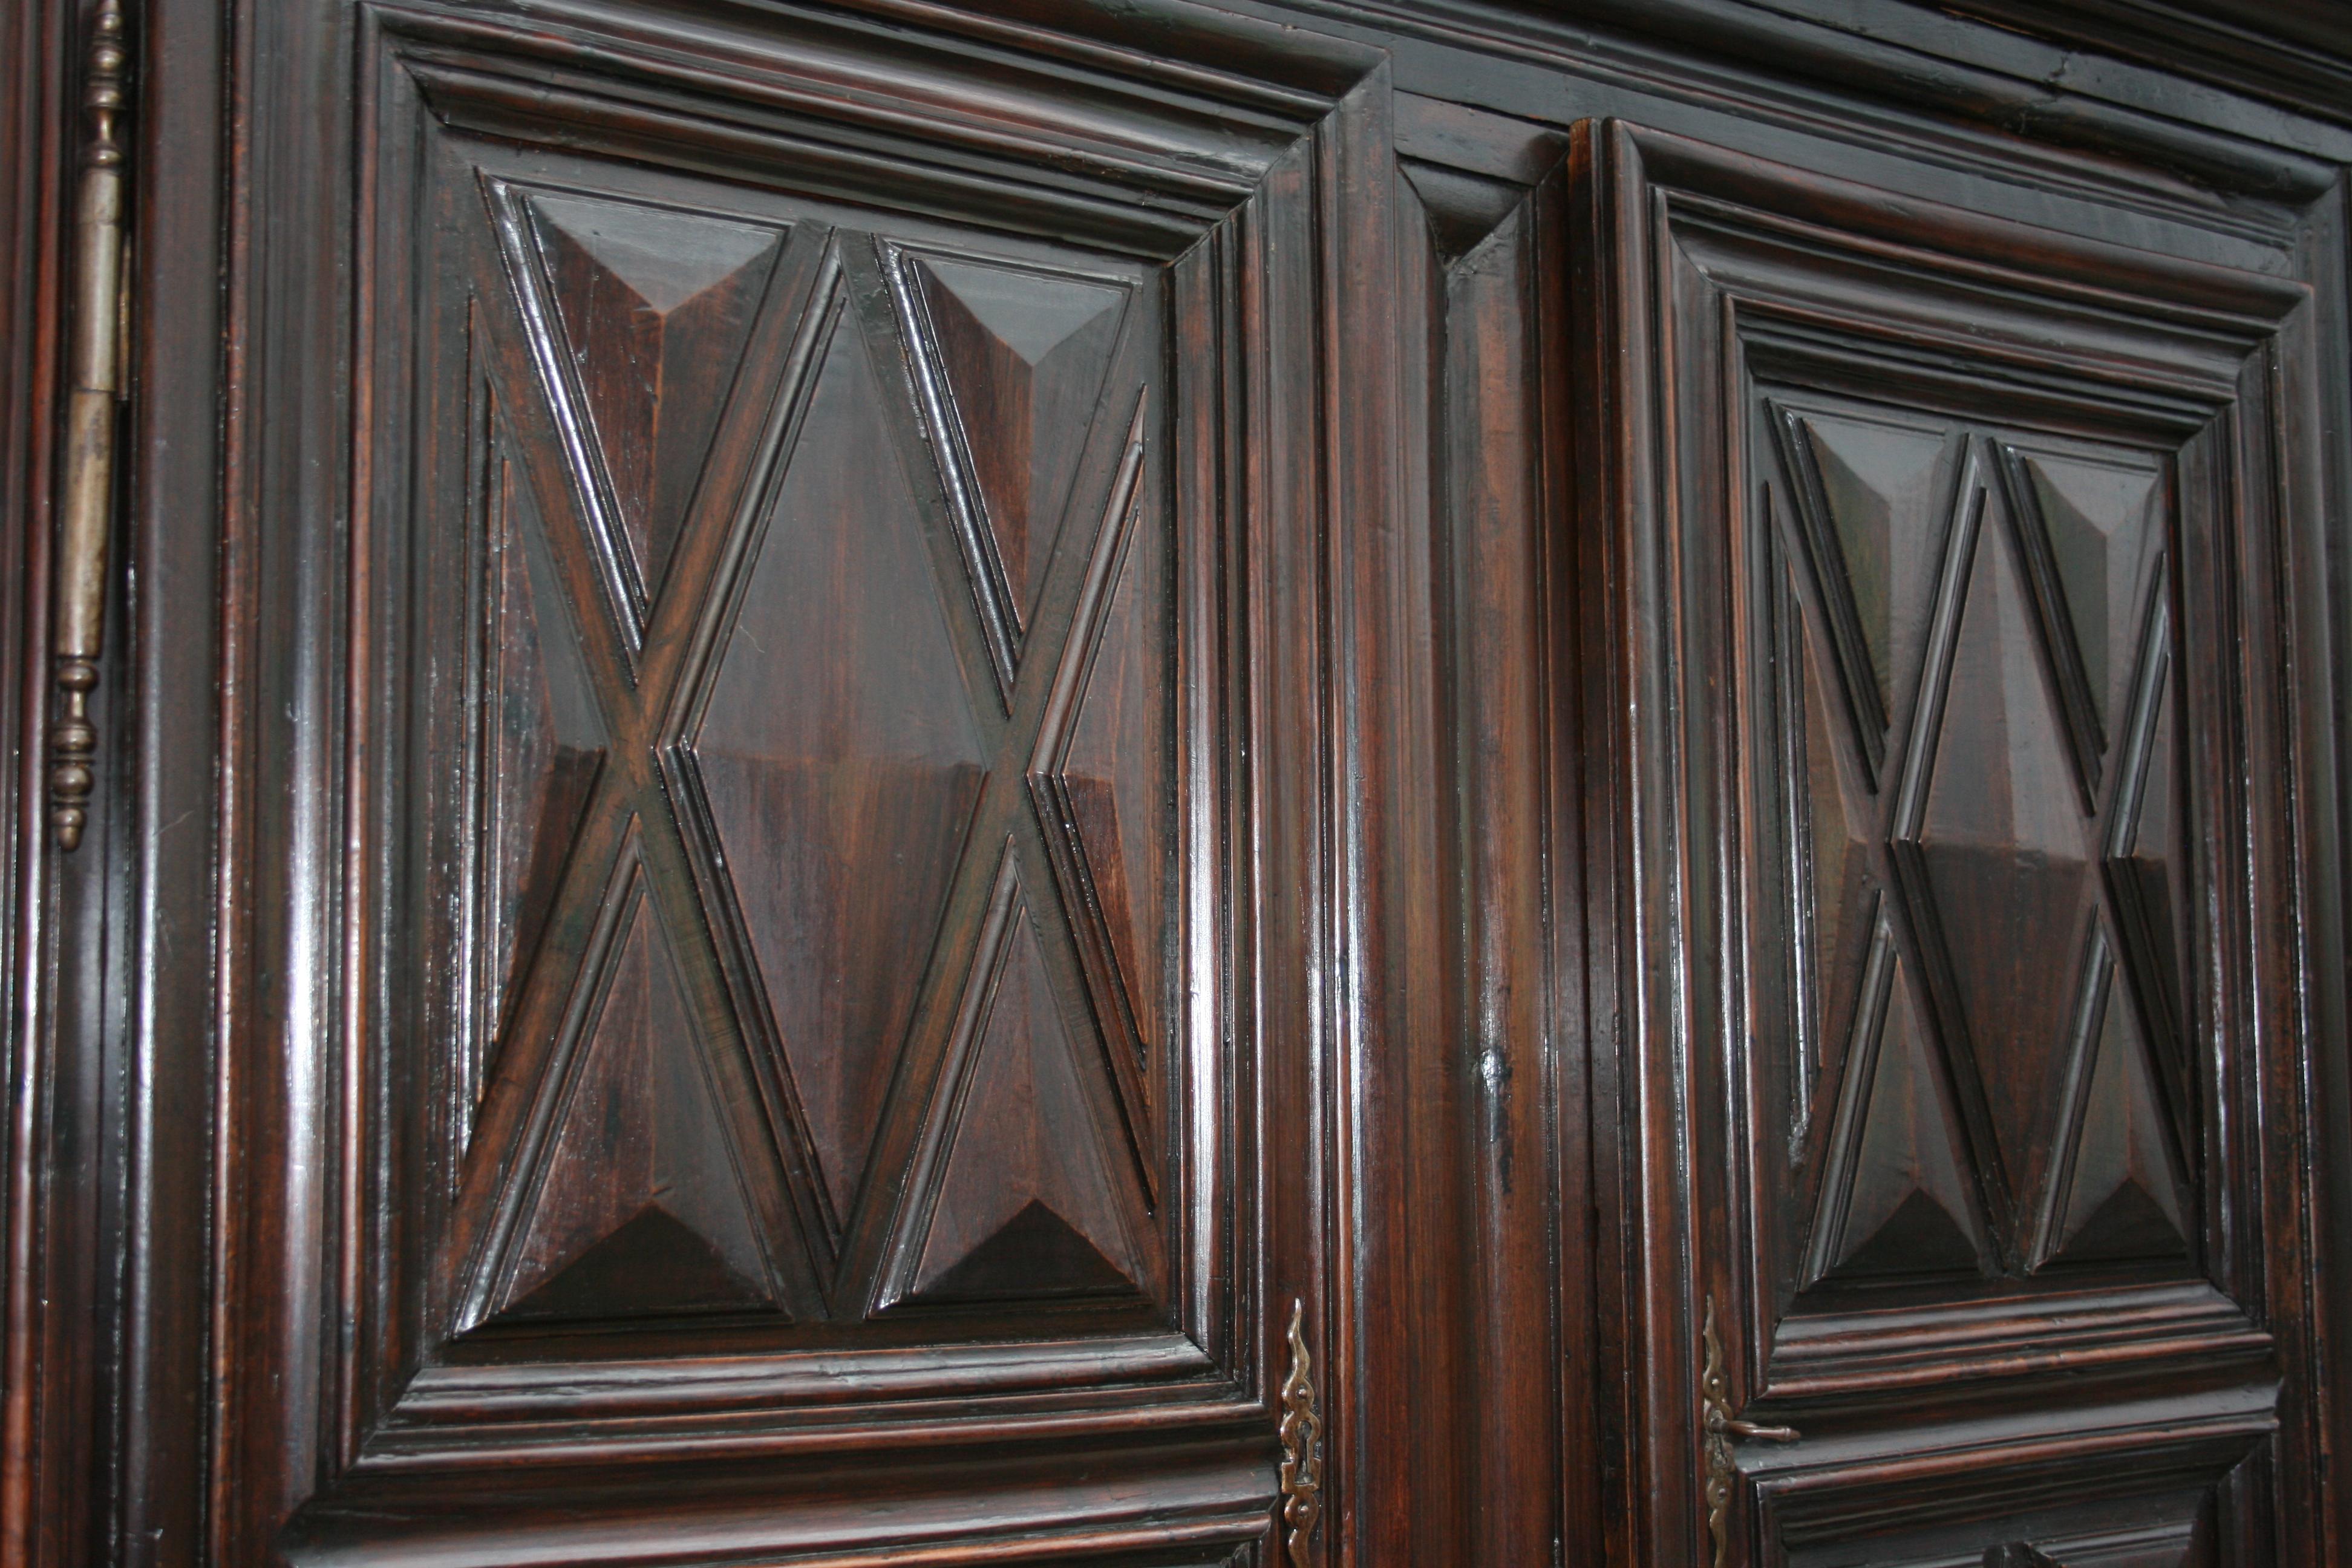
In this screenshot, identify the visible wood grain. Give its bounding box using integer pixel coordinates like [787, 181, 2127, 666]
[494, 863, 784, 1322]
[1028, 396, 1166, 1162]
[692, 292, 987, 1226]
[526, 191, 783, 610]
[897, 249, 1127, 662]
[463, 369, 606, 1145]
[901, 851, 1148, 1307]
[1578, 117, 2337, 1567]
[141, 1, 1400, 1561]
[22, 2, 2352, 1567]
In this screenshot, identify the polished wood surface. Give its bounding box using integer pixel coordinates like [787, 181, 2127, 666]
[1576, 119, 2336, 1566]
[5, 1, 2351, 1566]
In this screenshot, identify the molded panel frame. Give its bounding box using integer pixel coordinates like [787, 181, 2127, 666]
[1575, 118, 2336, 1566]
[203, 0, 1410, 1561]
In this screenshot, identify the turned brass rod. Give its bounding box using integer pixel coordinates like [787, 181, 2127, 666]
[49, 0, 127, 852]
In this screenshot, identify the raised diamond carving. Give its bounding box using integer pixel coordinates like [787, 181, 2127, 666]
[494, 865, 782, 1324]
[523, 191, 784, 611]
[1029, 407, 1160, 1168]
[2120, 697, 2184, 1004]
[466, 385, 606, 1138]
[1770, 402, 1958, 780]
[1777, 410, 2190, 1292]
[1913, 482, 2094, 1194]
[449, 198, 1180, 1332]
[2109, 595, 2192, 1093]
[1795, 592, 1872, 1032]
[691, 298, 986, 1229]
[2043, 941, 2191, 1269]
[895, 851, 1147, 1308]
[893, 247, 1129, 691]
[1990, 444, 2156, 818]
[2004, 446, 2163, 769]
[1059, 466, 1164, 1071]
[1777, 537, 1877, 1148]
[1809, 932, 1993, 1285]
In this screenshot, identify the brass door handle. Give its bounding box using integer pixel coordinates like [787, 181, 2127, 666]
[50, 0, 129, 851]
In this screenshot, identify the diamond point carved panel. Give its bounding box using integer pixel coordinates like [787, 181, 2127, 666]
[460, 351, 610, 1154]
[1765, 402, 2197, 1300]
[1600, 123, 2311, 1568]
[884, 846, 1154, 1316]
[483, 844, 792, 1329]
[1806, 926, 1995, 1287]
[2040, 939, 2192, 1272]
[1029, 398, 1163, 1185]
[440, 146, 1180, 1354]
[654, 224, 1167, 1320]
[2106, 593, 2195, 1126]
[1768, 399, 1959, 785]
[889, 243, 1131, 697]
[1997, 443, 2166, 802]
[690, 288, 988, 1236]
[503, 183, 788, 630]
[1770, 517, 1876, 1152]
[307, 0, 1371, 1530]
[1912, 475, 2097, 1204]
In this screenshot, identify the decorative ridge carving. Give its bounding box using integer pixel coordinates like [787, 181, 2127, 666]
[1611, 122, 2311, 328]
[373, 0, 1385, 258]
[1279, 1298, 1324, 1566]
[50, 0, 130, 849]
[1025, 396, 1159, 1190]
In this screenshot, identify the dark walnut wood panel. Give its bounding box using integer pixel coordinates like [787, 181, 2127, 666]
[494, 849, 784, 1324]
[1575, 120, 2331, 1566]
[420, 25, 1180, 1351]
[1391, 90, 1583, 1567]
[195, 0, 1415, 1563]
[449, 163, 1176, 1340]
[1749, 1395, 2269, 1566]
[1766, 403, 2194, 1290]
[524, 188, 785, 620]
[20, 2, 2352, 1567]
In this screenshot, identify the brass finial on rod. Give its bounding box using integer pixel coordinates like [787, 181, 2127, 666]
[50, 0, 129, 850]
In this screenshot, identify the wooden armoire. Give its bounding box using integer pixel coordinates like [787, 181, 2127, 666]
[4, 0, 2350, 1563]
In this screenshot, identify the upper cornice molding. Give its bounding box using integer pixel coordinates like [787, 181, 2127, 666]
[1940, 0, 2352, 133]
[1254, 0, 2352, 210]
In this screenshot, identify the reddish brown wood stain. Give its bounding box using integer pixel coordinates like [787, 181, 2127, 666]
[8, 2, 2352, 1567]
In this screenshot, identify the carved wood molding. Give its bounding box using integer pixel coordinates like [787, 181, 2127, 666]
[205, 1, 1410, 1561]
[1939, 0, 2352, 131]
[370, 0, 1372, 256]
[1579, 115, 2333, 1563]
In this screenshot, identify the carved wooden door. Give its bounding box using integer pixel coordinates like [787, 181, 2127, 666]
[1579, 123, 2336, 1567]
[31, 1, 2352, 1563]
[191, 3, 1413, 1563]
